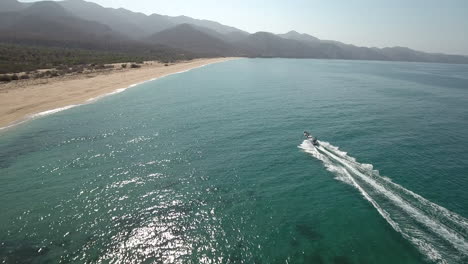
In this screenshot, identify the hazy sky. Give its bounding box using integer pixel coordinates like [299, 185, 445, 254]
[22, 0, 468, 55]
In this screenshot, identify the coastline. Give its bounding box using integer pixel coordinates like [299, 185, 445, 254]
[0, 57, 237, 130]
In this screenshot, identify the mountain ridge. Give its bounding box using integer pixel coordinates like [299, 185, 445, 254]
[0, 0, 194, 65]
[57, 0, 248, 39]
[2, 0, 468, 64]
[147, 24, 240, 57]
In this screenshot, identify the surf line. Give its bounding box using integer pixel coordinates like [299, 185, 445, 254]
[299, 140, 468, 264]
[0, 59, 233, 132]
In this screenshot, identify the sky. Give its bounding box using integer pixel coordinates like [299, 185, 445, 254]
[21, 0, 468, 55]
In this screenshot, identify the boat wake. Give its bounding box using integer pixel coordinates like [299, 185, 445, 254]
[299, 140, 468, 264]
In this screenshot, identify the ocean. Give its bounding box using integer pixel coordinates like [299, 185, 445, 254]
[1, 59, 467, 263]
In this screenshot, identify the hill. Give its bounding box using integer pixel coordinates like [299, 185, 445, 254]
[1, 0, 467, 64]
[0, 1, 194, 73]
[236, 32, 324, 58]
[0, 1, 121, 49]
[0, 1, 194, 53]
[57, 0, 247, 39]
[147, 24, 239, 57]
[58, 0, 168, 39]
[278, 30, 320, 44]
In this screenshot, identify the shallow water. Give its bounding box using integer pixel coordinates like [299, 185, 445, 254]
[1, 59, 467, 263]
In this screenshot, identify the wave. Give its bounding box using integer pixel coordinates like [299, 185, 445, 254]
[86, 88, 127, 103]
[0, 61, 219, 132]
[299, 140, 468, 264]
[0, 105, 80, 131]
[29, 105, 79, 118]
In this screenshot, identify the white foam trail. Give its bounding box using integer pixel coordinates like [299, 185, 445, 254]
[321, 146, 468, 255]
[318, 141, 468, 235]
[299, 140, 468, 264]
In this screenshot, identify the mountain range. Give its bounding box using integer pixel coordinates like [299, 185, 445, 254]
[1, 0, 468, 64]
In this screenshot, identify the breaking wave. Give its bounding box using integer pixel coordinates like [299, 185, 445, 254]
[299, 140, 468, 264]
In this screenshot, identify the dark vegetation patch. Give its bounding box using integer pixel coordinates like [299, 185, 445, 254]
[0, 43, 195, 75]
[0, 74, 11, 82]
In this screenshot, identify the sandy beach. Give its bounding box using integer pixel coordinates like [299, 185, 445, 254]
[0, 57, 236, 129]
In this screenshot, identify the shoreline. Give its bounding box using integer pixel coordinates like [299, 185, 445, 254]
[0, 57, 237, 130]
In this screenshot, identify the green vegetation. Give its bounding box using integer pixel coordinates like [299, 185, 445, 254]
[0, 43, 194, 74]
[0, 75, 12, 82]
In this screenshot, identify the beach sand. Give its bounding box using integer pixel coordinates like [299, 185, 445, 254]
[0, 57, 236, 129]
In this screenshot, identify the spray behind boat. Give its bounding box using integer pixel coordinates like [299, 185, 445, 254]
[303, 131, 319, 146]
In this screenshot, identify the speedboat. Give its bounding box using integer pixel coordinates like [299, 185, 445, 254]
[303, 131, 319, 146]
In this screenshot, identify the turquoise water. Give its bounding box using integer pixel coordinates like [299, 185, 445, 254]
[1, 59, 468, 264]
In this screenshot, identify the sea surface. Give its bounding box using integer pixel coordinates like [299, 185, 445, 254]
[1, 59, 468, 264]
